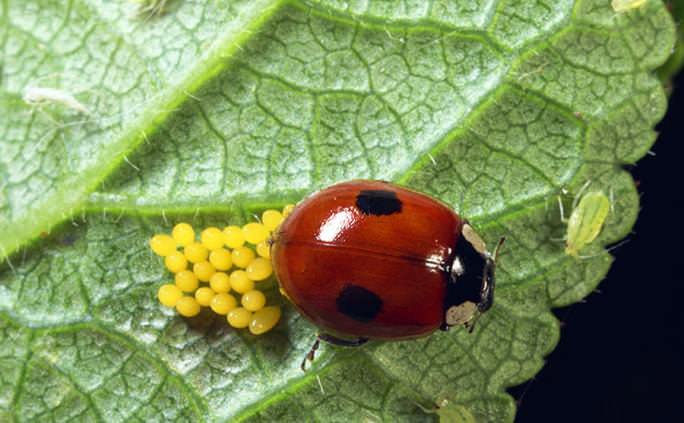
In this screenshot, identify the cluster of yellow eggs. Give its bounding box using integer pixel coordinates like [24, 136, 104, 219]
[149, 205, 294, 335]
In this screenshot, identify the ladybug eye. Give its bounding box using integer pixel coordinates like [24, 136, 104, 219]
[445, 302, 477, 326]
[461, 224, 487, 256]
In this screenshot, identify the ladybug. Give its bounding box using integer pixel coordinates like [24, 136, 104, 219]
[271, 180, 504, 369]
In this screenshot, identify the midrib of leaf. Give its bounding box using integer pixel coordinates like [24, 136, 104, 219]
[84, 2, 593, 216]
[0, 0, 286, 260]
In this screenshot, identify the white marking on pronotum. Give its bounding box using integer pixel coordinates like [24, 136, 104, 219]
[23, 87, 89, 114]
[461, 223, 487, 255]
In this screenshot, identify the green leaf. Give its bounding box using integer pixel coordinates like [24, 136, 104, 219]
[657, 0, 684, 84]
[0, 1, 675, 421]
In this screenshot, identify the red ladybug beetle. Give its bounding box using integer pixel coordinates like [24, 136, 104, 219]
[271, 180, 504, 369]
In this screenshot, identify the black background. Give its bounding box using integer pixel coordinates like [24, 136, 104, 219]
[511, 74, 684, 421]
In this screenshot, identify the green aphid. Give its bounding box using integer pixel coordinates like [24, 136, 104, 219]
[612, 0, 648, 13]
[435, 404, 476, 423]
[417, 397, 476, 423]
[563, 190, 611, 258]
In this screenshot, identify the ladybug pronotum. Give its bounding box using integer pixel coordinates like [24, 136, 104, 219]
[270, 180, 504, 369]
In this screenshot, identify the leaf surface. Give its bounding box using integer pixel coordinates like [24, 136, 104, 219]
[0, 1, 675, 421]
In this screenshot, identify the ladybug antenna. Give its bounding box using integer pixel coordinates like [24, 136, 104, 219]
[492, 236, 506, 264]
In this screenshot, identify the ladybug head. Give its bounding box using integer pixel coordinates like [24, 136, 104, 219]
[444, 224, 505, 331]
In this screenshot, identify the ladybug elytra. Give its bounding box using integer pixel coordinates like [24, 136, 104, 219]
[270, 180, 503, 369]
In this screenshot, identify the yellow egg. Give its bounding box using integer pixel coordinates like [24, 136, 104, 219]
[227, 307, 252, 328]
[201, 227, 226, 251]
[261, 210, 284, 231]
[193, 261, 216, 282]
[242, 223, 269, 245]
[223, 225, 245, 248]
[241, 289, 266, 311]
[209, 272, 231, 293]
[210, 293, 238, 315]
[256, 241, 271, 259]
[195, 287, 216, 306]
[150, 234, 176, 256]
[209, 248, 232, 271]
[158, 284, 182, 307]
[245, 257, 272, 281]
[230, 270, 254, 294]
[232, 246, 255, 268]
[249, 306, 281, 335]
[176, 296, 201, 317]
[172, 223, 195, 246]
[175, 270, 199, 292]
[282, 204, 295, 218]
[164, 251, 187, 273]
[184, 242, 209, 263]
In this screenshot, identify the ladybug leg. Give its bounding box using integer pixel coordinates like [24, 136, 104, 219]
[301, 337, 321, 372]
[318, 333, 369, 347]
[464, 315, 480, 333]
[300, 334, 369, 372]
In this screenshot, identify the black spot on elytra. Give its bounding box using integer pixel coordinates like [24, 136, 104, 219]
[336, 284, 383, 322]
[355, 190, 402, 216]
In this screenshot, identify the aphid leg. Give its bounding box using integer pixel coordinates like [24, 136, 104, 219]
[577, 239, 631, 260]
[572, 180, 592, 210]
[558, 195, 567, 223]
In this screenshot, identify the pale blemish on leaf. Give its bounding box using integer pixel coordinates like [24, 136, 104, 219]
[22, 87, 89, 114]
